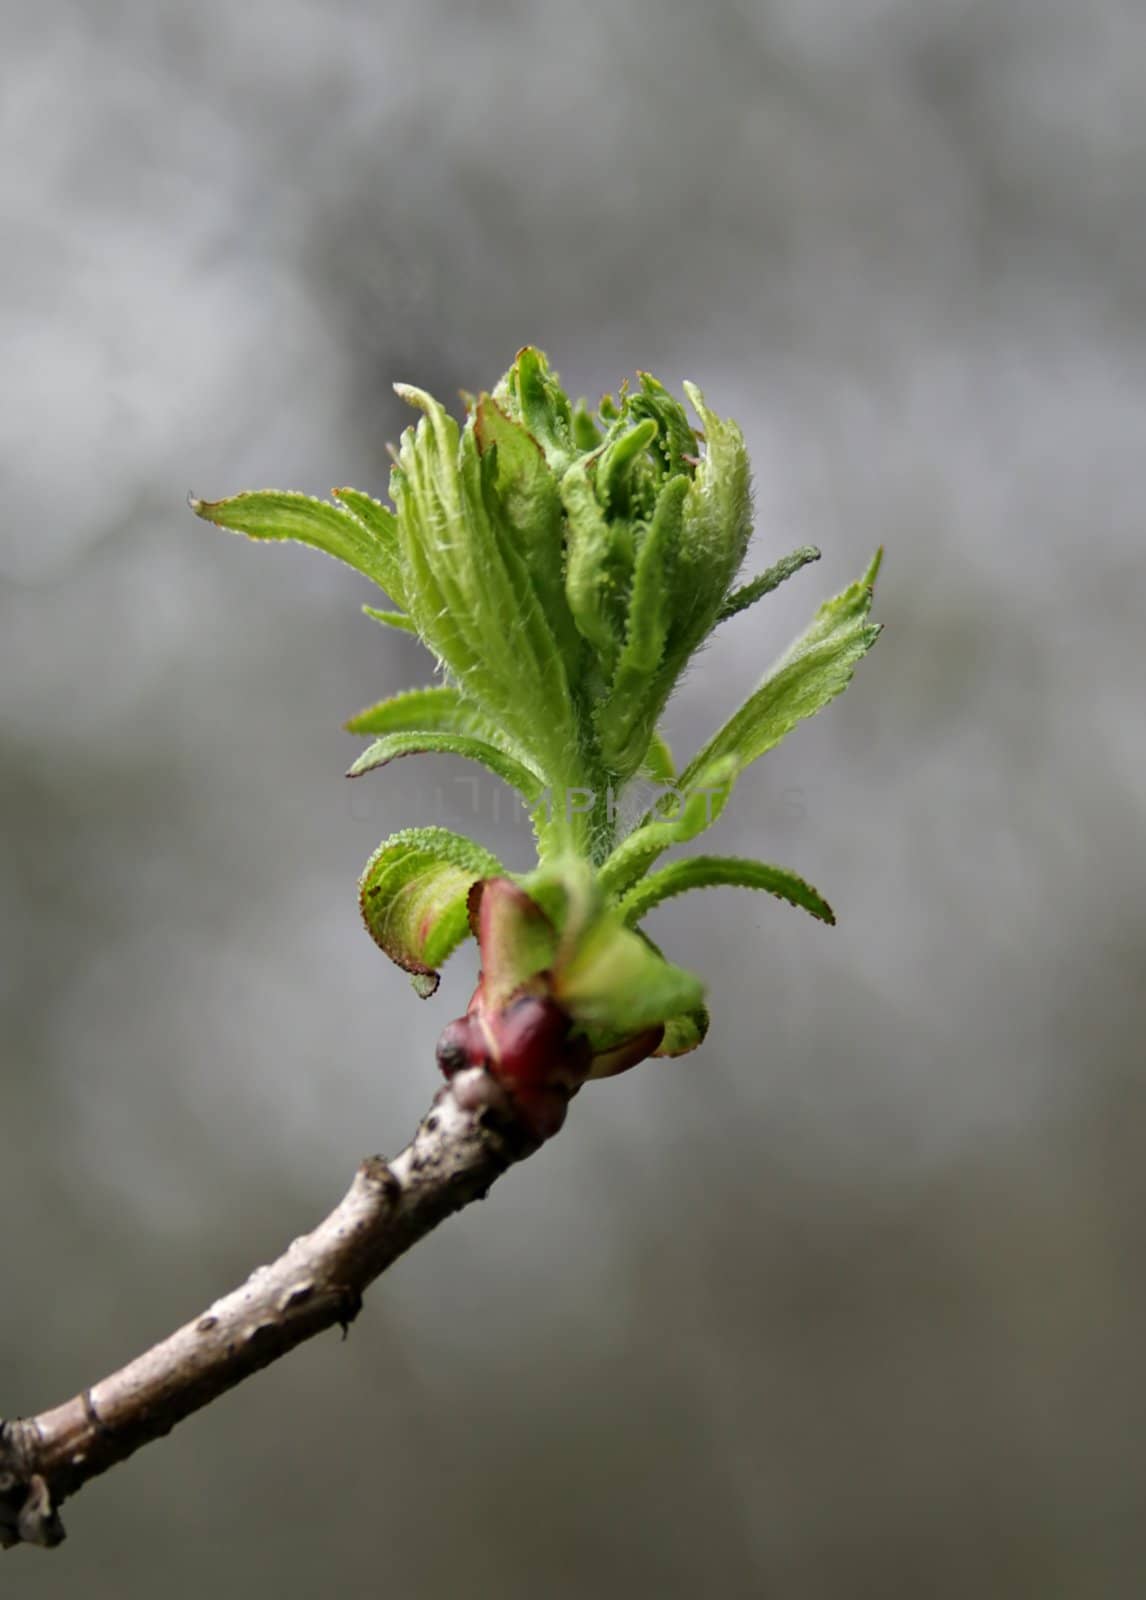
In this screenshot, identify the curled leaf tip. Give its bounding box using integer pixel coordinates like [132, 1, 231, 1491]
[682, 380, 708, 420]
[393, 382, 436, 411]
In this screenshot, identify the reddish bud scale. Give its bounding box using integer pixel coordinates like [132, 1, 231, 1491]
[435, 1016, 484, 1078]
[435, 994, 592, 1143]
[489, 995, 588, 1091]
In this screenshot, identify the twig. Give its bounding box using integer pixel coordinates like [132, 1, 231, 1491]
[0, 1069, 537, 1550]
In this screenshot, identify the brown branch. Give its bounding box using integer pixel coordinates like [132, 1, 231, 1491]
[0, 1068, 540, 1550]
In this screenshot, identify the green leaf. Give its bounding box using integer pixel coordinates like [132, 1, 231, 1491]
[630, 928, 710, 1057]
[386, 405, 483, 689]
[358, 827, 504, 994]
[618, 854, 836, 927]
[190, 489, 399, 597]
[495, 346, 577, 475]
[717, 545, 821, 623]
[560, 456, 624, 665]
[596, 475, 688, 777]
[627, 372, 700, 479]
[514, 857, 600, 959]
[555, 914, 705, 1035]
[571, 399, 603, 452]
[597, 417, 658, 518]
[473, 395, 583, 670]
[331, 488, 407, 605]
[343, 684, 514, 748]
[390, 386, 579, 790]
[346, 730, 545, 804]
[639, 730, 675, 784]
[459, 419, 581, 776]
[680, 550, 883, 790]
[473, 395, 559, 537]
[363, 605, 417, 635]
[597, 755, 738, 901]
[668, 386, 753, 643]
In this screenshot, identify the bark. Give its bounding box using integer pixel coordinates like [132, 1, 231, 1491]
[0, 1068, 537, 1550]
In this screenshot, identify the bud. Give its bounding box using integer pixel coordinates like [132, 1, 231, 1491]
[194, 348, 881, 1118]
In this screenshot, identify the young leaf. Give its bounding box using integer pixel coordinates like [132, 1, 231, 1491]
[679, 550, 883, 790]
[617, 854, 836, 928]
[190, 490, 399, 598]
[628, 372, 700, 479]
[571, 399, 603, 452]
[596, 417, 658, 518]
[630, 928, 710, 1057]
[639, 730, 675, 784]
[358, 827, 505, 995]
[496, 346, 577, 475]
[585, 1025, 668, 1078]
[514, 857, 600, 963]
[347, 730, 544, 804]
[473, 396, 582, 669]
[560, 456, 624, 666]
[596, 475, 688, 778]
[670, 386, 753, 640]
[597, 756, 738, 901]
[330, 488, 407, 605]
[391, 386, 579, 784]
[343, 685, 525, 762]
[717, 545, 821, 623]
[362, 605, 417, 635]
[555, 914, 705, 1035]
[346, 685, 472, 736]
[386, 421, 484, 689]
[457, 420, 579, 771]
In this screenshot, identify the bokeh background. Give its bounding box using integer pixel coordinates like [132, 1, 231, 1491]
[3, 0, 1144, 1593]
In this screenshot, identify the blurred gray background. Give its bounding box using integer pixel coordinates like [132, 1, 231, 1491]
[3, 0, 1144, 1593]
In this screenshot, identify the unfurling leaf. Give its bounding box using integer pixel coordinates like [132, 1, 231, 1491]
[680, 550, 883, 789]
[358, 828, 505, 994]
[555, 913, 704, 1035]
[629, 929, 710, 1058]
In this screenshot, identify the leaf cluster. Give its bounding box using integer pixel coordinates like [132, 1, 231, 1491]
[193, 349, 881, 1057]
